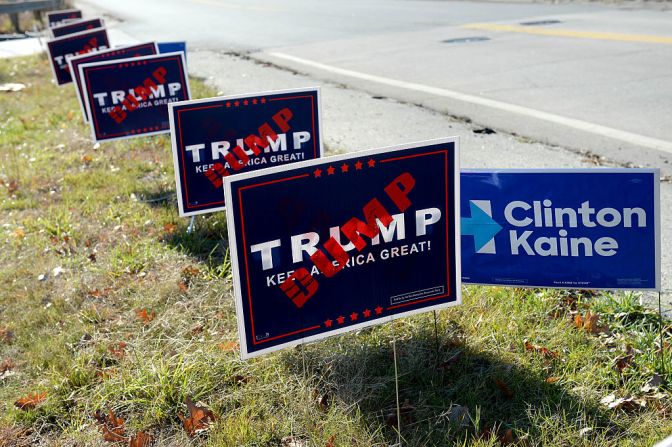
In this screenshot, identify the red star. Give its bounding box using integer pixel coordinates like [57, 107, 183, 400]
[327, 166, 335, 175]
[234, 101, 240, 107]
[375, 306, 383, 315]
[336, 316, 345, 324]
[350, 312, 358, 321]
[363, 309, 371, 318]
[313, 168, 322, 178]
[243, 100, 249, 106]
[226, 102, 231, 108]
[340, 163, 349, 173]
[367, 159, 376, 168]
[261, 98, 266, 104]
[252, 98, 258, 104]
[354, 160, 363, 170]
[324, 319, 333, 328]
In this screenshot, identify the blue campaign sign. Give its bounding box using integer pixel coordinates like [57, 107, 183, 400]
[47, 28, 110, 86]
[51, 18, 104, 38]
[224, 138, 461, 358]
[158, 41, 186, 58]
[81, 52, 191, 143]
[169, 88, 323, 217]
[69, 42, 158, 123]
[460, 169, 660, 290]
[46, 9, 82, 28]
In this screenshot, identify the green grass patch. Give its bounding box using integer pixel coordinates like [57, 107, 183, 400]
[0, 55, 671, 446]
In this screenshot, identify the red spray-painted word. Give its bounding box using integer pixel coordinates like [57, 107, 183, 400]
[278, 172, 416, 308]
[109, 66, 169, 124]
[53, 37, 105, 68]
[203, 108, 293, 187]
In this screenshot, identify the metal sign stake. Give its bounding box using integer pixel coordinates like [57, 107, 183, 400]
[433, 310, 440, 366]
[186, 216, 196, 234]
[659, 291, 667, 376]
[392, 338, 402, 447]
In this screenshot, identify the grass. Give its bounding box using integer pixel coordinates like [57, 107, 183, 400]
[0, 54, 671, 447]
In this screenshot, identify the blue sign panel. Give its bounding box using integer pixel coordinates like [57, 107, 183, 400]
[158, 41, 186, 58]
[224, 138, 461, 358]
[69, 42, 158, 123]
[169, 88, 323, 216]
[51, 18, 104, 38]
[47, 28, 109, 86]
[81, 52, 190, 143]
[460, 169, 660, 290]
[46, 9, 82, 28]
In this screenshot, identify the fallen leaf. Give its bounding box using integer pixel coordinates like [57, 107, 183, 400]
[445, 404, 470, 427]
[325, 434, 336, 447]
[575, 311, 607, 334]
[7, 181, 18, 194]
[67, 110, 75, 120]
[135, 309, 155, 324]
[108, 342, 127, 360]
[281, 436, 309, 447]
[313, 389, 330, 410]
[129, 431, 153, 447]
[0, 358, 15, 373]
[14, 392, 47, 410]
[163, 223, 177, 234]
[613, 344, 636, 373]
[182, 266, 200, 277]
[494, 379, 514, 399]
[613, 352, 634, 373]
[0, 326, 14, 344]
[524, 340, 558, 359]
[81, 154, 93, 164]
[94, 409, 127, 442]
[583, 311, 600, 333]
[95, 367, 119, 379]
[13, 228, 25, 239]
[642, 374, 663, 393]
[649, 391, 667, 401]
[178, 397, 216, 437]
[178, 281, 189, 293]
[218, 341, 239, 352]
[545, 376, 560, 384]
[500, 428, 514, 445]
[600, 394, 646, 412]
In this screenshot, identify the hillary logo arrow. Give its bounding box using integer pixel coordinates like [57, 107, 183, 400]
[461, 200, 502, 254]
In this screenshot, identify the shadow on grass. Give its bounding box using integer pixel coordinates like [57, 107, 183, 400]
[133, 187, 230, 269]
[134, 189, 178, 210]
[161, 214, 230, 272]
[283, 323, 618, 446]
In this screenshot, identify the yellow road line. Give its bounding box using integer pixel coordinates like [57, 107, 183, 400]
[462, 23, 672, 44]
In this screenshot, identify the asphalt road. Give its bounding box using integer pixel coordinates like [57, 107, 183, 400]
[79, 0, 672, 175]
[76, 0, 672, 306]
